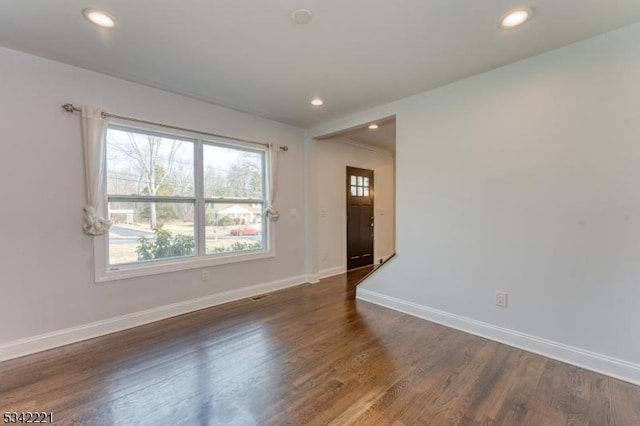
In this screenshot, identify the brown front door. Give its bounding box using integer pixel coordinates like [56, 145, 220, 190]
[346, 166, 374, 270]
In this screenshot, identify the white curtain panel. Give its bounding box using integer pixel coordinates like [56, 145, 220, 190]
[81, 106, 112, 235]
[263, 144, 280, 222]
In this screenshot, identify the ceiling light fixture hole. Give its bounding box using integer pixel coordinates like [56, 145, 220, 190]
[293, 9, 313, 25]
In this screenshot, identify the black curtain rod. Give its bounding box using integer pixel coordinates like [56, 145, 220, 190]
[61, 103, 288, 151]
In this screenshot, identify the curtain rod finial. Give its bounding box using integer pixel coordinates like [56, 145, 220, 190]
[62, 103, 79, 113]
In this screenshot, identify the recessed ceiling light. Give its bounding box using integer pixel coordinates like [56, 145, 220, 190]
[500, 8, 532, 29]
[310, 98, 324, 106]
[82, 8, 116, 29]
[292, 9, 313, 25]
[368, 124, 379, 130]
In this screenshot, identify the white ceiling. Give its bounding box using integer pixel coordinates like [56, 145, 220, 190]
[1, 1, 639, 128]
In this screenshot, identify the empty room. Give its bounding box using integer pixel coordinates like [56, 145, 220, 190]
[1, 1, 640, 424]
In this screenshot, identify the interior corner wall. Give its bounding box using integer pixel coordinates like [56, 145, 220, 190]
[358, 22, 640, 371]
[315, 138, 395, 277]
[0, 47, 306, 348]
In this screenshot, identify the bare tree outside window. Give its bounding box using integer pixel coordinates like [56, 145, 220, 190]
[104, 126, 267, 268]
[107, 129, 194, 228]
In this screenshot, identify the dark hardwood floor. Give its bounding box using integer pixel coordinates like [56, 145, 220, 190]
[1, 267, 639, 425]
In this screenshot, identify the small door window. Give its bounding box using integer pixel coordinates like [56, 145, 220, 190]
[350, 174, 371, 198]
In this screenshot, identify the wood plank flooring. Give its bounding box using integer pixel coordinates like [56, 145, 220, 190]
[1, 268, 639, 425]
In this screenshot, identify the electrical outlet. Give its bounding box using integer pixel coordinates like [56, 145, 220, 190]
[495, 291, 508, 308]
[201, 270, 210, 281]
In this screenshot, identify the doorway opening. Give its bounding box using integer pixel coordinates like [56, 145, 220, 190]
[314, 116, 396, 277]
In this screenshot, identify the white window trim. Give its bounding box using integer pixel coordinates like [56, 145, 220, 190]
[94, 121, 275, 283]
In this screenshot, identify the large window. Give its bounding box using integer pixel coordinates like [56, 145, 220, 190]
[100, 124, 270, 280]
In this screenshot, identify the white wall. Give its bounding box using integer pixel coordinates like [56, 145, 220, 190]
[0, 47, 307, 350]
[315, 138, 395, 276]
[317, 23, 640, 382]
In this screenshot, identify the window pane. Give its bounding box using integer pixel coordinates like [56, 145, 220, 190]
[203, 144, 264, 199]
[357, 176, 363, 186]
[107, 128, 194, 197]
[364, 188, 369, 197]
[350, 176, 357, 185]
[108, 201, 195, 265]
[363, 177, 369, 187]
[205, 203, 264, 255]
[357, 187, 364, 196]
[350, 186, 357, 196]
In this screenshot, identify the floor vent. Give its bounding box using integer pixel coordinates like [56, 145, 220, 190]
[250, 294, 272, 301]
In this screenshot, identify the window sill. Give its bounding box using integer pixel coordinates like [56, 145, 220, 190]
[95, 250, 274, 283]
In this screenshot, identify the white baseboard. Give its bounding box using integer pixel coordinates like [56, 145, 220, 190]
[357, 288, 640, 386]
[0, 275, 307, 362]
[318, 265, 346, 279]
[306, 274, 320, 284]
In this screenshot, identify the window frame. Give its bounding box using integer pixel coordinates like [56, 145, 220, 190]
[94, 122, 274, 283]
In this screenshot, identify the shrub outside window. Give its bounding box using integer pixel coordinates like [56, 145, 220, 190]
[97, 124, 271, 281]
